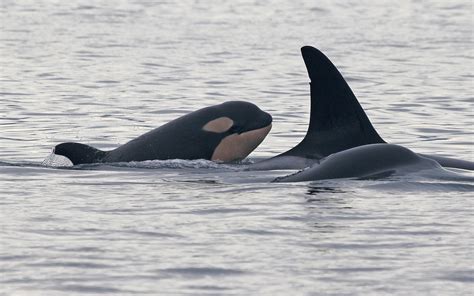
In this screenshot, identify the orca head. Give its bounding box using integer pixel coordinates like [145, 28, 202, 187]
[201, 101, 272, 162]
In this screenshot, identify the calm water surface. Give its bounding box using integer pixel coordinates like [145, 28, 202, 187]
[1, 1, 473, 295]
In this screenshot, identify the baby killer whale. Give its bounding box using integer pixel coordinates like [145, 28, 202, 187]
[250, 46, 474, 173]
[53, 101, 272, 165]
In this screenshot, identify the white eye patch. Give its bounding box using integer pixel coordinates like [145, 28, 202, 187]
[202, 117, 234, 133]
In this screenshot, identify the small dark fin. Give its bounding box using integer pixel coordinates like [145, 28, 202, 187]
[278, 46, 385, 159]
[54, 142, 107, 165]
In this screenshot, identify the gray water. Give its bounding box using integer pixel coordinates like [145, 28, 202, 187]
[1, 1, 473, 295]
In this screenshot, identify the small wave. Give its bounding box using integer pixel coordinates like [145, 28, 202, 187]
[40, 151, 247, 170]
[157, 267, 246, 277]
[100, 159, 244, 170]
[49, 284, 132, 294]
[366, 181, 474, 193]
[0, 160, 51, 169]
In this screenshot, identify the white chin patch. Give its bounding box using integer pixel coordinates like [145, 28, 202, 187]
[211, 124, 272, 162]
[202, 117, 234, 133]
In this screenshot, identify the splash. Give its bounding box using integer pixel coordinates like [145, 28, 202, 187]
[110, 159, 243, 170]
[41, 152, 73, 167]
[40, 151, 246, 170]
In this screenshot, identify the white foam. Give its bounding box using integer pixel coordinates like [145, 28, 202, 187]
[41, 152, 73, 167]
[116, 159, 243, 170]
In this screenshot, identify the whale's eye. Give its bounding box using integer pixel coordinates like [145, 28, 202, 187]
[228, 125, 243, 134]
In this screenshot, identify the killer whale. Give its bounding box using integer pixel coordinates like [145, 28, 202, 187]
[54, 101, 272, 165]
[250, 46, 474, 172]
[273, 144, 442, 182]
[249, 46, 385, 170]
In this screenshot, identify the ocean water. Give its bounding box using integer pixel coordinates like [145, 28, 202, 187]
[1, 0, 473, 295]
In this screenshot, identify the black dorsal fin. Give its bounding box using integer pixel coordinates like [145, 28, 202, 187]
[54, 142, 107, 165]
[278, 46, 385, 159]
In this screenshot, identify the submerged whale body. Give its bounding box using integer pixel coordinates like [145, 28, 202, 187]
[274, 144, 442, 182]
[250, 46, 474, 172]
[54, 101, 272, 165]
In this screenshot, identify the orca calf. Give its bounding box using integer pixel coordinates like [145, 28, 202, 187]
[54, 101, 272, 165]
[273, 144, 441, 182]
[251, 46, 474, 172]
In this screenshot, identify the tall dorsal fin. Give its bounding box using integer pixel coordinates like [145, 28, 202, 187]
[278, 46, 385, 159]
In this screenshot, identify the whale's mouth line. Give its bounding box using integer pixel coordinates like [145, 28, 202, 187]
[236, 123, 272, 137]
[212, 123, 272, 162]
[239, 112, 273, 134]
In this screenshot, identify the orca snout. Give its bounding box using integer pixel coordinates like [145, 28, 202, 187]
[252, 110, 272, 131]
[261, 111, 273, 127]
[237, 109, 272, 134]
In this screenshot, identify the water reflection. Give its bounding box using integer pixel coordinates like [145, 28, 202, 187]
[301, 184, 354, 236]
[305, 185, 347, 196]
